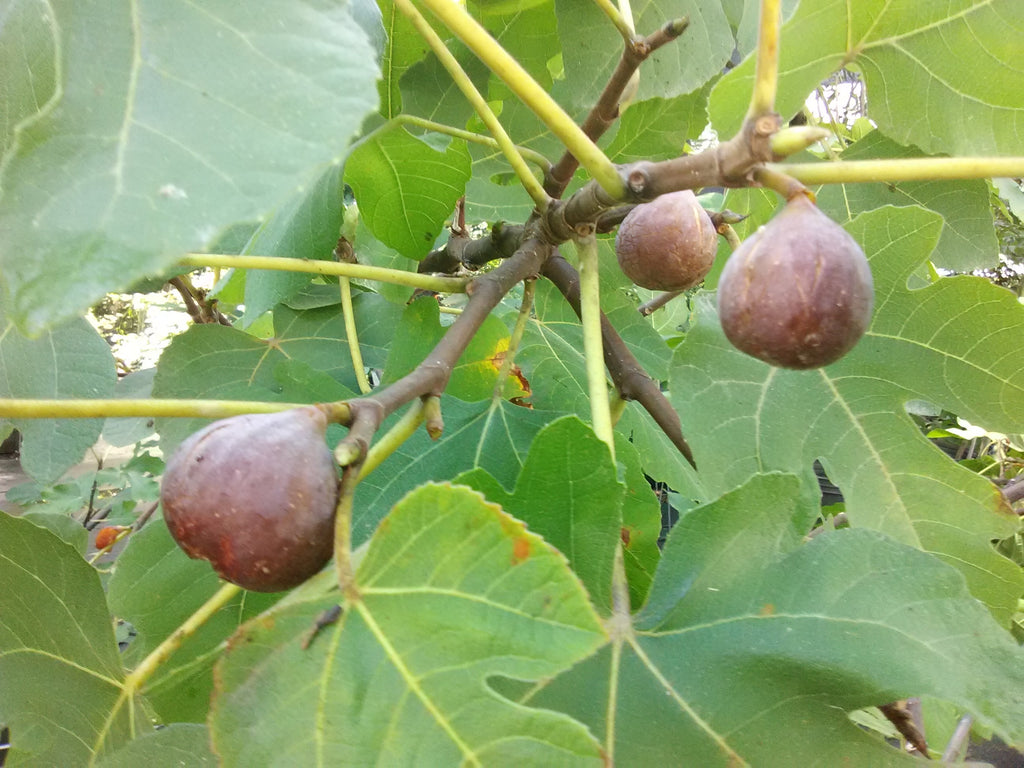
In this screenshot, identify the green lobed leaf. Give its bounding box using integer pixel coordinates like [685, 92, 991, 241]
[346, 126, 472, 260]
[815, 131, 997, 272]
[0, 0, 380, 333]
[710, 0, 1024, 156]
[457, 416, 623, 613]
[471, 0, 560, 97]
[671, 206, 1024, 621]
[554, 0, 734, 109]
[0, 310, 116, 483]
[399, 43, 491, 128]
[0, 513, 139, 764]
[210, 483, 607, 766]
[525, 473, 1024, 764]
[107, 521, 280, 723]
[353, 396, 555, 545]
[20, 509, 89, 554]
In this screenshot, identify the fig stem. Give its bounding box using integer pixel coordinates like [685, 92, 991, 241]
[591, 0, 636, 42]
[393, 0, 550, 210]
[93, 581, 243, 754]
[334, 464, 361, 600]
[770, 156, 1024, 184]
[394, 115, 551, 174]
[718, 223, 743, 251]
[416, 0, 624, 198]
[176, 254, 471, 294]
[0, 398, 344, 421]
[357, 398, 428, 481]
[339, 276, 372, 395]
[575, 235, 616, 460]
[747, 0, 782, 118]
[753, 166, 811, 201]
[491, 278, 535, 403]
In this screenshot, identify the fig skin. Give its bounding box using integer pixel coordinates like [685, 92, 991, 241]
[716, 195, 874, 369]
[160, 406, 339, 592]
[615, 190, 718, 291]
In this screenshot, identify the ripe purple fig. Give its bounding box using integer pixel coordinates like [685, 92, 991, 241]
[615, 190, 718, 291]
[716, 194, 873, 369]
[160, 406, 339, 592]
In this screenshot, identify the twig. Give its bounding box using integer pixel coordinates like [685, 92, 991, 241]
[417, 0, 624, 197]
[542, 254, 695, 468]
[941, 714, 973, 762]
[544, 18, 690, 199]
[637, 289, 684, 316]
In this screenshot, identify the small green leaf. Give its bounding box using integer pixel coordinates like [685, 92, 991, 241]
[458, 416, 623, 613]
[605, 89, 712, 164]
[240, 162, 348, 326]
[211, 483, 607, 766]
[0, 310, 116, 483]
[354, 396, 555, 544]
[346, 126, 471, 260]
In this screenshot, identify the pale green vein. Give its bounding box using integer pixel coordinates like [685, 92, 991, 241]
[356, 601, 482, 766]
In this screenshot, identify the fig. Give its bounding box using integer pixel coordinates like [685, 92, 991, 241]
[160, 406, 339, 592]
[615, 190, 718, 291]
[716, 194, 873, 369]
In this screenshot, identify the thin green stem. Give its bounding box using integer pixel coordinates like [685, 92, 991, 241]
[753, 165, 809, 200]
[771, 156, 1024, 184]
[339, 278, 372, 395]
[747, 0, 782, 118]
[395, 115, 551, 173]
[492, 278, 535, 402]
[394, 0, 549, 209]
[575, 235, 615, 459]
[0, 398, 350, 422]
[417, 0, 624, 198]
[177, 254, 470, 293]
[92, 582, 242, 760]
[358, 398, 428, 480]
[591, 0, 635, 41]
[334, 464, 360, 599]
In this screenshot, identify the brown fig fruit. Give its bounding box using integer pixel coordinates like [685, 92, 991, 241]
[716, 194, 873, 369]
[615, 190, 718, 291]
[160, 406, 339, 592]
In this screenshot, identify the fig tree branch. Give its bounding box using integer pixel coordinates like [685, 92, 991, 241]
[177, 254, 470, 293]
[545, 17, 690, 199]
[541, 253, 696, 468]
[395, 0, 549, 209]
[416, 0, 624, 197]
[337, 237, 553, 462]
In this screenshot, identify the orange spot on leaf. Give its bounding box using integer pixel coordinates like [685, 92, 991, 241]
[620, 527, 632, 547]
[511, 536, 531, 565]
[759, 603, 775, 616]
